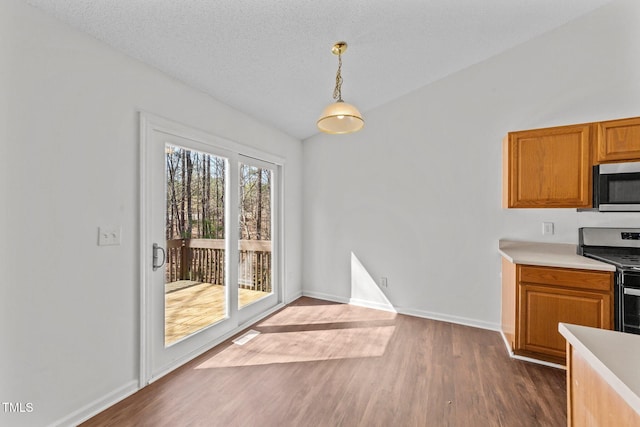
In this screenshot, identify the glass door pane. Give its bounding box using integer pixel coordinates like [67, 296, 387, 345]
[238, 162, 273, 308]
[164, 144, 228, 346]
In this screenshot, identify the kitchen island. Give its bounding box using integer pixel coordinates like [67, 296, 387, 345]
[559, 323, 640, 426]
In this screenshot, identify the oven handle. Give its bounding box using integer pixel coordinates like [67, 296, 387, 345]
[623, 288, 640, 297]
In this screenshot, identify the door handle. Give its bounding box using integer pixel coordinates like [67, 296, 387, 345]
[153, 243, 166, 271]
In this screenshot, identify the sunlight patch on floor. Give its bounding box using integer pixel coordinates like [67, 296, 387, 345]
[195, 325, 395, 369]
[258, 302, 397, 327]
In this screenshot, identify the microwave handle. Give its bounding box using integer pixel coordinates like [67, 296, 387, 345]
[592, 164, 600, 208]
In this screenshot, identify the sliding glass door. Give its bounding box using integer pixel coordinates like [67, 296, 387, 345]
[164, 144, 229, 346]
[236, 156, 279, 325]
[141, 114, 282, 384]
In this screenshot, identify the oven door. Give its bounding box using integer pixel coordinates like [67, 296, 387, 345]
[621, 271, 640, 334]
[595, 162, 640, 211]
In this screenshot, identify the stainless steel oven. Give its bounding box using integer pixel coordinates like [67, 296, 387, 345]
[621, 271, 640, 334]
[579, 227, 640, 335]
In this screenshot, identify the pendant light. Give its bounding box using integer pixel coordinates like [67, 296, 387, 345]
[317, 41, 364, 134]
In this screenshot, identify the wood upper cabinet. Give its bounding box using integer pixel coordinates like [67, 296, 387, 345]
[503, 124, 592, 208]
[596, 116, 640, 163]
[501, 261, 613, 365]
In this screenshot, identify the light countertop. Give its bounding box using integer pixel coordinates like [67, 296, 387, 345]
[559, 323, 640, 416]
[499, 240, 615, 272]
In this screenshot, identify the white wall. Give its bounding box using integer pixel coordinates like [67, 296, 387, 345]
[0, 1, 302, 426]
[303, 0, 640, 328]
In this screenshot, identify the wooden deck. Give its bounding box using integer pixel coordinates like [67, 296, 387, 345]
[165, 281, 269, 346]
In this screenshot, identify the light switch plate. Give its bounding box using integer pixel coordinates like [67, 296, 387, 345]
[542, 222, 554, 236]
[98, 226, 121, 246]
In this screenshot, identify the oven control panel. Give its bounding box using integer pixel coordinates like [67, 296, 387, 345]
[621, 232, 640, 240]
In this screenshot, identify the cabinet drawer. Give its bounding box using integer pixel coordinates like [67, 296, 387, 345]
[520, 265, 612, 292]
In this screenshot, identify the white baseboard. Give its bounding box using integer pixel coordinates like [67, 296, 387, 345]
[348, 297, 397, 313]
[499, 331, 565, 370]
[51, 380, 138, 427]
[301, 290, 351, 304]
[284, 289, 303, 304]
[499, 330, 515, 357]
[60, 302, 287, 426]
[396, 305, 501, 331]
[303, 290, 500, 332]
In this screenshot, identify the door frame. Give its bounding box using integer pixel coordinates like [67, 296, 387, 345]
[139, 112, 286, 387]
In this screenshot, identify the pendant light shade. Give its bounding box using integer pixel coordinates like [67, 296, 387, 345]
[317, 100, 364, 134]
[317, 41, 364, 134]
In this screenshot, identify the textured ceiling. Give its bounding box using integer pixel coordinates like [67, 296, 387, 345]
[23, 0, 614, 140]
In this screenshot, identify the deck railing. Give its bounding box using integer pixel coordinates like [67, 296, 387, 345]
[165, 238, 272, 292]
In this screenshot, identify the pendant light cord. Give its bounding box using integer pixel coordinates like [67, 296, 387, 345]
[333, 53, 343, 102]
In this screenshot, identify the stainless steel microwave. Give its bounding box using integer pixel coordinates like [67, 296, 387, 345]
[593, 161, 640, 211]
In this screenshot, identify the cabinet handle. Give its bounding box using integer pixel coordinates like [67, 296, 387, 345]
[623, 288, 640, 297]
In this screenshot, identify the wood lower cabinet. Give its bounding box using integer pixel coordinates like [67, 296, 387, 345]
[518, 283, 611, 363]
[502, 260, 613, 365]
[596, 116, 640, 163]
[503, 123, 592, 208]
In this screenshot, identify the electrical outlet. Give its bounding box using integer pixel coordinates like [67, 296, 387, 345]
[380, 277, 388, 288]
[98, 226, 122, 246]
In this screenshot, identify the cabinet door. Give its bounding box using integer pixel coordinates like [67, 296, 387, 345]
[597, 117, 640, 163]
[504, 124, 592, 208]
[517, 284, 611, 361]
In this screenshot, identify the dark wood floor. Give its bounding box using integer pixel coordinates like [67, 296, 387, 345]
[82, 297, 566, 427]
